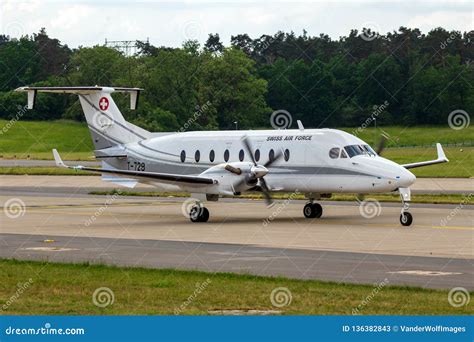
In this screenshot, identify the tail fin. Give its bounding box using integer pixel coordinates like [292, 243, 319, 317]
[15, 86, 150, 150]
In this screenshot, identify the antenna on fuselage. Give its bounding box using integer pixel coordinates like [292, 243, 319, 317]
[297, 120, 304, 131]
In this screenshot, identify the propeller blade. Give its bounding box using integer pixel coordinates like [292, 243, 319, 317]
[240, 135, 257, 165]
[375, 134, 388, 155]
[225, 164, 242, 175]
[264, 149, 283, 168]
[259, 178, 274, 207]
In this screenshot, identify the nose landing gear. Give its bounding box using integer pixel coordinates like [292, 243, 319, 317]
[303, 201, 323, 218]
[399, 187, 413, 226]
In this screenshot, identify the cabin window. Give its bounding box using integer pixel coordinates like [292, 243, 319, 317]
[255, 149, 260, 162]
[329, 147, 340, 159]
[284, 149, 290, 162]
[239, 149, 245, 161]
[224, 149, 230, 162]
[180, 150, 186, 162]
[269, 149, 275, 162]
[195, 150, 200, 162]
[209, 150, 215, 162]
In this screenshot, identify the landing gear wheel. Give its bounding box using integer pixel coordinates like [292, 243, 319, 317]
[303, 203, 323, 218]
[189, 205, 210, 223]
[313, 203, 323, 218]
[200, 207, 209, 222]
[303, 203, 314, 218]
[400, 212, 413, 226]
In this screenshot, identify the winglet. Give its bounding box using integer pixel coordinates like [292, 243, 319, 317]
[401, 143, 449, 169]
[52, 149, 67, 168]
[436, 143, 449, 162]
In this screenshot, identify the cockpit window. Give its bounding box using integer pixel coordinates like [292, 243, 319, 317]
[340, 149, 348, 158]
[344, 145, 366, 158]
[363, 144, 377, 156]
[329, 147, 340, 159]
[344, 144, 377, 158]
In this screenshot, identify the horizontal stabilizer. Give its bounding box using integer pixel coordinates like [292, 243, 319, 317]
[15, 86, 143, 110]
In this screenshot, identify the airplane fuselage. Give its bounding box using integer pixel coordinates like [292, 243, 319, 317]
[103, 128, 416, 195]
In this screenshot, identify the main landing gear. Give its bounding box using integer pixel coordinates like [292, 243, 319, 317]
[189, 204, 209, 223]
[399, 187, 413, 227]
[303, 201, 323, 218]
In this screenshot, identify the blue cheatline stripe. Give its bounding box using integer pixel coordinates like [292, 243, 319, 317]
[0, 316, 472, 342]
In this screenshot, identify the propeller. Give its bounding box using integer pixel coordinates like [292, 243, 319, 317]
[375, 133, 389, 155]
[227, 135, 283, 206]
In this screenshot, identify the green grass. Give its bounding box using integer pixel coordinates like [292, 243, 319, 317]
[342, 126, 474, 148]
[384, 147, 473, 178]
[0, 120, 93, 160]
[90, 190, 472, 205]
[0, 259, 471, 315]
[0, 151, 93, 161]
[0, 167, 96, 175]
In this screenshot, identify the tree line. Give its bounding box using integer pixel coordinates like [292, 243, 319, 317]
[0, 27, 472, 131]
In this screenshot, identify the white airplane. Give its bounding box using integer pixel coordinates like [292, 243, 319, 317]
[16, 86, 449, 226]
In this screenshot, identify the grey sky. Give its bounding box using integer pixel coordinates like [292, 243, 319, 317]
[1, 1, 472, 48]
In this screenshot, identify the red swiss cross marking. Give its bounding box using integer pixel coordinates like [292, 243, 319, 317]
[99, 97, 109, 111]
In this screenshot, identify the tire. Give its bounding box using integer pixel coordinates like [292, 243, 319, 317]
[189, 205, 202, 222]
[189, 205, 209, 223]
[400, 212, 413, 226]
[200, 207, 210, 222]
[313, 203, 323, 218]
[304, 203, 322, 218]
[303, 203, 316, 218]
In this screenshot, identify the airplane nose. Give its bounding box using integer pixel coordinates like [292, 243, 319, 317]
[398, 168, 416, 187]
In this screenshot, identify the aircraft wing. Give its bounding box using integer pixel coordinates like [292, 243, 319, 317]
[401, 143, 449, 169]
[52, 149, 215, 186]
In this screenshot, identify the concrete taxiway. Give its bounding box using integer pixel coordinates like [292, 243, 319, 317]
[0, 182, 472, 290]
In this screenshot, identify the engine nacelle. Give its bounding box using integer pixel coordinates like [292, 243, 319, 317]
[199, 162, 256, 195]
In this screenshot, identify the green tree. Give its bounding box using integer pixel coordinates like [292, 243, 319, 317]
[200, 48, 270, 129]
